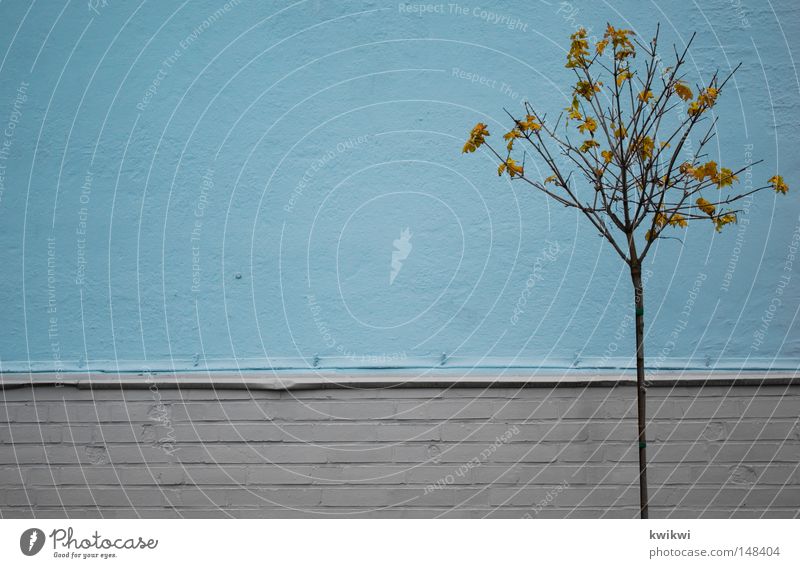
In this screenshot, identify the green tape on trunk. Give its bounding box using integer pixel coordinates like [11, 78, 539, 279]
[635, 307, 644, 316]
[639, 442, 647, 449]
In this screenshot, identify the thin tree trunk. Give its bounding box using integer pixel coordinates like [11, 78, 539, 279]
[631, 263, 649, 519]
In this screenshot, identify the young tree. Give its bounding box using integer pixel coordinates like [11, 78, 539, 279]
[463, 24, 789, 519]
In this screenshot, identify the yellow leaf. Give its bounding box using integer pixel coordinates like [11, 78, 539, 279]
[566, 28, 590, 68]
[679, 162, 696, 178]
[519, 115, 542, 132]
[638, 90, 654, 103]
[463, 122, 489, 153]
[564, 98, 582, 122]
[687, 85, 719, 116]
[578, 117, 597, 135]
[668, 213, 688, 228]
[579, 139, 600, 153]
[701, 87, 718, 104]
[714, 213, 736, 232]
[685, 160, 717, 182]
[637, 136, 654, 160]
[698, 161, 718, 181]
[498, 158, 524, 178]
[713, 167, 738, 188]
[503, 128, 522, 150]
[768, 175, 789, 194]
[604, 24, 636, 60]
[574, 80, 601, 101]
[696, 197, 715, 216]
[674, 81, 693, 101]
[601, 150, 614, 163]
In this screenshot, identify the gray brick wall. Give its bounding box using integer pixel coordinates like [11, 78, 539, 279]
[1, 383, 798, 518]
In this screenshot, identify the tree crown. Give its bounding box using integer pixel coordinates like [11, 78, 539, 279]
[463, 24, 789, 265]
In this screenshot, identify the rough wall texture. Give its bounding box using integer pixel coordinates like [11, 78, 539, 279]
[1, 0, 799, 373]
[2, 384, 799, 518]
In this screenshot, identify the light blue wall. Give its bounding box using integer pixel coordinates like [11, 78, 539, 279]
[0, 0, 798, 372]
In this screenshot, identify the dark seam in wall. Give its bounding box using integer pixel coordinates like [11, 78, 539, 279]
[1, 375, 799, 391]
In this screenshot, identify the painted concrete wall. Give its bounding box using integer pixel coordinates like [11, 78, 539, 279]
[0, 0, 798, 372]
[1, 384, 798, 518]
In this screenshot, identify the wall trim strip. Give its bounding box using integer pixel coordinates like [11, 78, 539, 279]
[1, 371, 798, 390]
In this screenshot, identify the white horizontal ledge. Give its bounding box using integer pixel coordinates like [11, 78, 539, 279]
[1, 370, 798, 390]
[3, 356, 800, 374]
